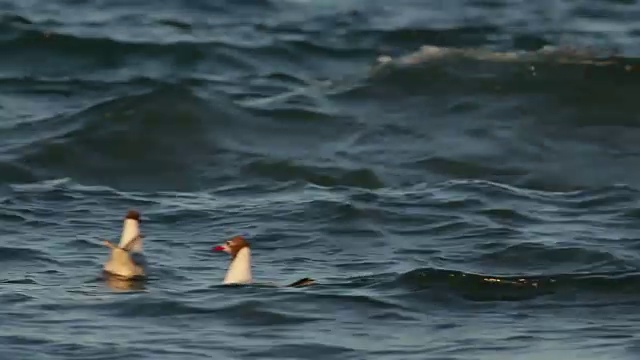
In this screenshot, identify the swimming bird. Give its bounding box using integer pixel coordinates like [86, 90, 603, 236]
[102, 210, 146, 280]
[212, 235, 315, 287]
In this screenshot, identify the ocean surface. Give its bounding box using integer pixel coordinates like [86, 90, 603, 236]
[1, 0, 640, 359]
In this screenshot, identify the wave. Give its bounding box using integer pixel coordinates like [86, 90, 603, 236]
[0, 82, 383, 191]
[335, 267, 640, 302]
[0, 161, 36, 185]
[0, 75, 167, 93]
[331, 44, 640, 100]
[372, 44, 638, 71]
[345, 180, 638, 218]
[0, 17, 374, 80]
[4, 85, 251, 191]
[49, 293, 325, 325]
[0, 246, 58, 265]
[244, 159, 383, 189]
[413, 155, 526, 182]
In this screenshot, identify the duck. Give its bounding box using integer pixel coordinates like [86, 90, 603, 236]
[102, 210, 146, 280]
[212, 235, 315, 287]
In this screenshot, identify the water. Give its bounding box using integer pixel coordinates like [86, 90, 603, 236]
[1, 0, 640, 359]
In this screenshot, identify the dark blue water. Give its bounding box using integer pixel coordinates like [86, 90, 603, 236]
[2, 0, 640, 359]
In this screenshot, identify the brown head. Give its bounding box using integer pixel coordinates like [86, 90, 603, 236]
[212, 235, 250, 258]
[125, 210, 141, 222]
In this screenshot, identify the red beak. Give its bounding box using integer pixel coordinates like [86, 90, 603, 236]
[212, 245, 224, 252]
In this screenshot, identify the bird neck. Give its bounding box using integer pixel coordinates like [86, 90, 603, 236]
[223, 247, 252, 284]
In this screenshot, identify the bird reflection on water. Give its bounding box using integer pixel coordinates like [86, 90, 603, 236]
[103, 272, 146, 292]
